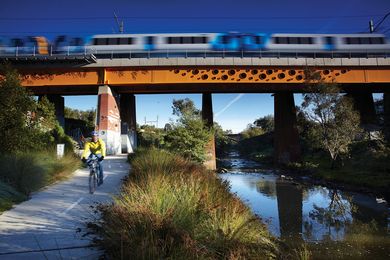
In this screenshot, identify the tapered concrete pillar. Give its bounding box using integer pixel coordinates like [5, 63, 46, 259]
[97, 85, 121, 155]
[40, 95, 65, 129]
[384, 92, 390, 143]
[274, 92, 301, 164]
[202, 93, 216, 170]
[120, 94, 137, 153]
[346, 91, 377, 126]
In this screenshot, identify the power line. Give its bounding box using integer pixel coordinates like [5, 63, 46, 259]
[373, 11, 390, 32]
[0, 14, 383, 21]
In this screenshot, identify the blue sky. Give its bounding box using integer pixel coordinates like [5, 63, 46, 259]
[1, 0, 389, 133]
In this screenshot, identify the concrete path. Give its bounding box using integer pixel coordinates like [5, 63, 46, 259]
[0, 155, 129, 259]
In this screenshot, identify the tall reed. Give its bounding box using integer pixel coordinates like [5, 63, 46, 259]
[96, 148, 279, 259]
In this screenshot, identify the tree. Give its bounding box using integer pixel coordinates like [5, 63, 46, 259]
[301, 70, 362, 168]
[165, 98, 212, 163]
[253, 115, 274, 133]
[65, 107, 96, 128]
[0, 66, 38, 153]
[0, 66, 67, 154]
[172, 98, 200, 118]
[241, 123, 264, 140]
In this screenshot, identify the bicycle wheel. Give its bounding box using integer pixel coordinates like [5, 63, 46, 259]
[89, 170, 97, 194]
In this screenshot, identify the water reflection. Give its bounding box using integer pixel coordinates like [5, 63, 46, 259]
[220, 172, 389, 243]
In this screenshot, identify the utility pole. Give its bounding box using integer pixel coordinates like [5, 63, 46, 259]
[114, 12, 124, 33]
[369, 19, 374, 33]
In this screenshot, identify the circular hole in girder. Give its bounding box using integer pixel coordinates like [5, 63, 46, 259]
[202, 74, 208, 80]
[251, 69, 258, 75]
[181, 73, 186, 76]
[323, 70, 330, 75]
[266, 69, 273, 75]
[278, 73, 285, 79]
[259, 73, 267, 80]
[212, 69, 219, 75]
[221, 75, 228, 80]
[192, 69, 199, 75]
[239, 73, 247, 79]
[288, 70, 296, 76]
[341, 70, 347, 74]
[228, 69, 236, 76]
[174, 69, 180, 74]
[296, 75, 303, 81]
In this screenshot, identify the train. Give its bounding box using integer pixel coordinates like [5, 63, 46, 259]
[0, 32, 389, 56]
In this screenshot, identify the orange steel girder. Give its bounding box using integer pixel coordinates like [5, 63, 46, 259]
[16, 67, 390, 94]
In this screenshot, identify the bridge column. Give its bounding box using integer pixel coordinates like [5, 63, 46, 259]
[39, 95, 65, 129]
[97, 85, 121, 155]
[274, 92, 301, 164]
[346, 91, 377, 126]
[384, 92, 390, 143]
[202, 93, 216, 170]
[120, 94, 137, 153]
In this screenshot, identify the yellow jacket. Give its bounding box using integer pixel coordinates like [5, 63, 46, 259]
[82, 138, 106, 158]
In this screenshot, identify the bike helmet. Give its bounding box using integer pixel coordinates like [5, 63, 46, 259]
[91, 131, 99, 136]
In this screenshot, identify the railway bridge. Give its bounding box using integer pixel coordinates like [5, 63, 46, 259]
[3, 55, 390, 169]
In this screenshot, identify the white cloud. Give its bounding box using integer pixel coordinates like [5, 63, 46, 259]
[215, 94, 245, 118]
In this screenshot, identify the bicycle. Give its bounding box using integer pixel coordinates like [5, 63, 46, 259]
[86, 154, 100, 194]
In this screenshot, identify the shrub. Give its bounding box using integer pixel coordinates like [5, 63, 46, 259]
[93, 148, 279, 259]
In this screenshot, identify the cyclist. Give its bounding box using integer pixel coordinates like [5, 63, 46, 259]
[81, 131, 106, 186]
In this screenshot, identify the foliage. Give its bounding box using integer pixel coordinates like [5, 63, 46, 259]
[0, 181, 27, 212]
[214, 122, 233, 157]
[64, 107, 96, 128]
[253, 115, 275, 133]
[241, 123, 265, 140]
[0, 151, 80, 197]
[165, 116, 212, 163]
[172, 98, 200, 118]
[93, 148, 279, 259]
[138, 125, 165, 148]
[164, 98, 213, 163]
[0, 66, 37, 154]
[300, 70, 362, 167]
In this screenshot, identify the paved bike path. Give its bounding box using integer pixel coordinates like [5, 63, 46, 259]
[0, 155, 129, 259]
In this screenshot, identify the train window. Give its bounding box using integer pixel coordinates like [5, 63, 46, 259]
[11, 38, 24, 47]
[345, 37, 360, 44]
[71, 37, 83, 46]
[360, 38, 370, 44]
[94, 38, 108, 45]
[324, 37, 334, 45]
[221, 35, 230, 44]
[167, 37, 181, 44]
[108, 38, 119, 45]
[182, 37, 192, 44]
[300, 37, 313, 44]
[118, 37, 133, 45]
[370, 37, 385, 44]
[289, 37, 298, 44]
[253, 36, 262, 44]
[146, 36, 154, 45]
[274, 37, 288, 44]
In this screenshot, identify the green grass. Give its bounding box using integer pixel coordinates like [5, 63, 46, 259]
[301, 142, 390, 191]
[95, 148, 279, 259]
[0, 151, 81, 213]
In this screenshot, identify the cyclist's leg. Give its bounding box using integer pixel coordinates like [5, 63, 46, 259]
[96, 154, 104, 184]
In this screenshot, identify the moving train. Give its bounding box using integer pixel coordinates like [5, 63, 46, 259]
[1, 32, 389, 56]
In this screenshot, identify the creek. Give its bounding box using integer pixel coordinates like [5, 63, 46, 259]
[218, 151, 390, 259]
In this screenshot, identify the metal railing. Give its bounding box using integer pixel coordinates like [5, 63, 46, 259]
[0, 46, 389, 60]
